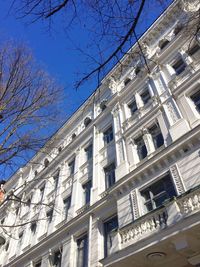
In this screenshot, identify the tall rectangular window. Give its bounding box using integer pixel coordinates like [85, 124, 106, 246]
[148, 124, 164, 149]
[128, 99, 138, 115]
[53, 171, 60, 190]
[63, 196, 71, 219]
[104, 216, 118, 257]
[82, 180, 92, 205]
[140, 89, 151, 105]
[141, 174, 176, 212]
[103, 127, 113, 145]
[68, 159, 75, 176]
[104, 163, 115, 189]
[30, 222, 37, 235]
[190, 90, 200, 113]
[47, 209, 53, 224]
[34, 261, 42, 267]
[77, 234, 88, 267]
[40, 185, 45, 202]
[85, 144, 93, 160]
[134, 136, 147, 160]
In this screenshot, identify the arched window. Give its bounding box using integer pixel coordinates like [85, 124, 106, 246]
[159, 39, 170, 50]
[84, 117, 92, 127]
[44, 158, 49, 168]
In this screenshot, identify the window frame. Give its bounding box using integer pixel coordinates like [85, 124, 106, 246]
[68, 158, 75, 176]
[63, 196, 71, 220]
[134, 135, 147, 161]
[148, 123, 164, 149]
[140, 88, 151, 105]
[76, 234, 88, 267]
[103, 126, 114, 145]
[104, 163, 116, 189]
[82, 180, 92, 205]
[104, 215, 118, 257]
[172, 57, 187, 75]
[190, 89, 200, 113]
[85, 144, 93, 161]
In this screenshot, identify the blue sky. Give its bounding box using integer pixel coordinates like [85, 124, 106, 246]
[0, 0, 172, 179]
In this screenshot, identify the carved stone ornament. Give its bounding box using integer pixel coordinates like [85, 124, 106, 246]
[130, 189, 140, 219]
[182, 0, 200, 12]
[170, 164, 185, 195]
[108, 76, 118, 94]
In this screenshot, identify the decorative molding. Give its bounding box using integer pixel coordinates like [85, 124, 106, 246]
[130, 189, 140, 220]
[170, 164, 185, 195]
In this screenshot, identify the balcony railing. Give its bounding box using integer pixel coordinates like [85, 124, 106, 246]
[119, 186, 200, 249]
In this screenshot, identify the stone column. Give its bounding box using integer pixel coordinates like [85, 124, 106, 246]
[61, 236, 74, 267]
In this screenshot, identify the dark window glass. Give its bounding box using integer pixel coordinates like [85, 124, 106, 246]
[52, 250, 62, 267]
[69, 159, 75, 175]
[174, 25, 183, 35]
[124, 78, 131, 86]
[148, 124, 164, 149]
[63, 196, 71, 219]
[82, 181, 92, 205]
[191, 90, 200, 112]
[134, 136, 147, 160]
[72, 133, 76, 140]
[84, 117, 92, 127]
[159, 39, 170, 50]
[103, 127, 113, 144]
[140, 89, 151, 105]
[172, 58, 186, 75]
[135, 66, 141, 75]
[100, 100, 107, 111]
[85, 144, 93, 160]
[77, 235, 88, 267]
[35, 262, 41, 267]
[104, 163, 115, 189]
[44, 158, 49, 168]
[53, 171, 60, 190]
[47, 209, 53, 224]
[104, 216, 118, 257]
[141, 174, 176, 212]
[188, 44, 200, 56]
[5, 242, 9, 251]
[31, 222, 37, 235]
[40, 185, 45, 202]
[128, 100, 138, 115]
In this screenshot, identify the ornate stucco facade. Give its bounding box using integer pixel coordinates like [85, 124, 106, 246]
[1, 1, 200, 267]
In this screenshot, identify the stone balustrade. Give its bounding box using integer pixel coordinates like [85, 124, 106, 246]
[119, 186, 200, 249]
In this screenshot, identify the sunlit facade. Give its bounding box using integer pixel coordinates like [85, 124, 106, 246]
[1, 1, 200, 266]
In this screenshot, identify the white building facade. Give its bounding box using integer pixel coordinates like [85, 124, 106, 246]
[1, 1, 200, 266]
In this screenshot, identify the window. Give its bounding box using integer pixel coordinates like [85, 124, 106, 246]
[77, 234, 88, 267]
[58, 146, 62, 153]
[172, 58, 186, 75]
[104, 216, 118, 257]
[135, 66, 141, 75]
[84, 117, 92, 127]
[148, 124, 164, 149]
[188, 43, 200, 57]
[47, 209, 53, 224]
[134, 136, 147, 160]
[82, 181, 92, 205]
[72, 133, 76, 140]
[5, 242, 9, 252]
[53, 171, 60, 190]
[63, 196, 71, 219]
[27, 198, 31, 207]
[174, 25, 183, 35]
[44, 158, 49, 168]
[18, 232, 23, 247]
[190, 90, 200, 112]
[141, 174, 176, 212]
[34, 170, 38, 177]
[34, 261, 42, 267]
[68, 159, 75, 176]
[124, 78, 131, 86]
[104, 163, 115, 189]
[140, 89, 151, 105]
[159, 39, 170, 50]
[40, 185, 45, 202]
[100, 100, 107, 111]
[52, 250, 62, 267]
[103, 127, 113, 145]
[30, 222, 37, 235]
[128, 99, 138, 115]
[85, 144, 93, 160]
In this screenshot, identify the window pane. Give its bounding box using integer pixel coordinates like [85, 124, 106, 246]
[140, 89, 151, 105]
[103, 127, 113, 144]
[104, 163, 115, 189]
[104, 216, 118, 257]
[77, 235, 88, 267]
[63, 196, 71, 219]
[128, 100, 137, 115]
[135, 136, 147, 160]
[190, 90, 200, 112]
[83, 181, 92, 204]
[172, 59, 186, 75]
[149, 124, 164, 149]
[85, 144, 93, 160]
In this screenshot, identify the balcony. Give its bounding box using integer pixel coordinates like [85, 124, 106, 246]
[101, 186, 200, 267]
